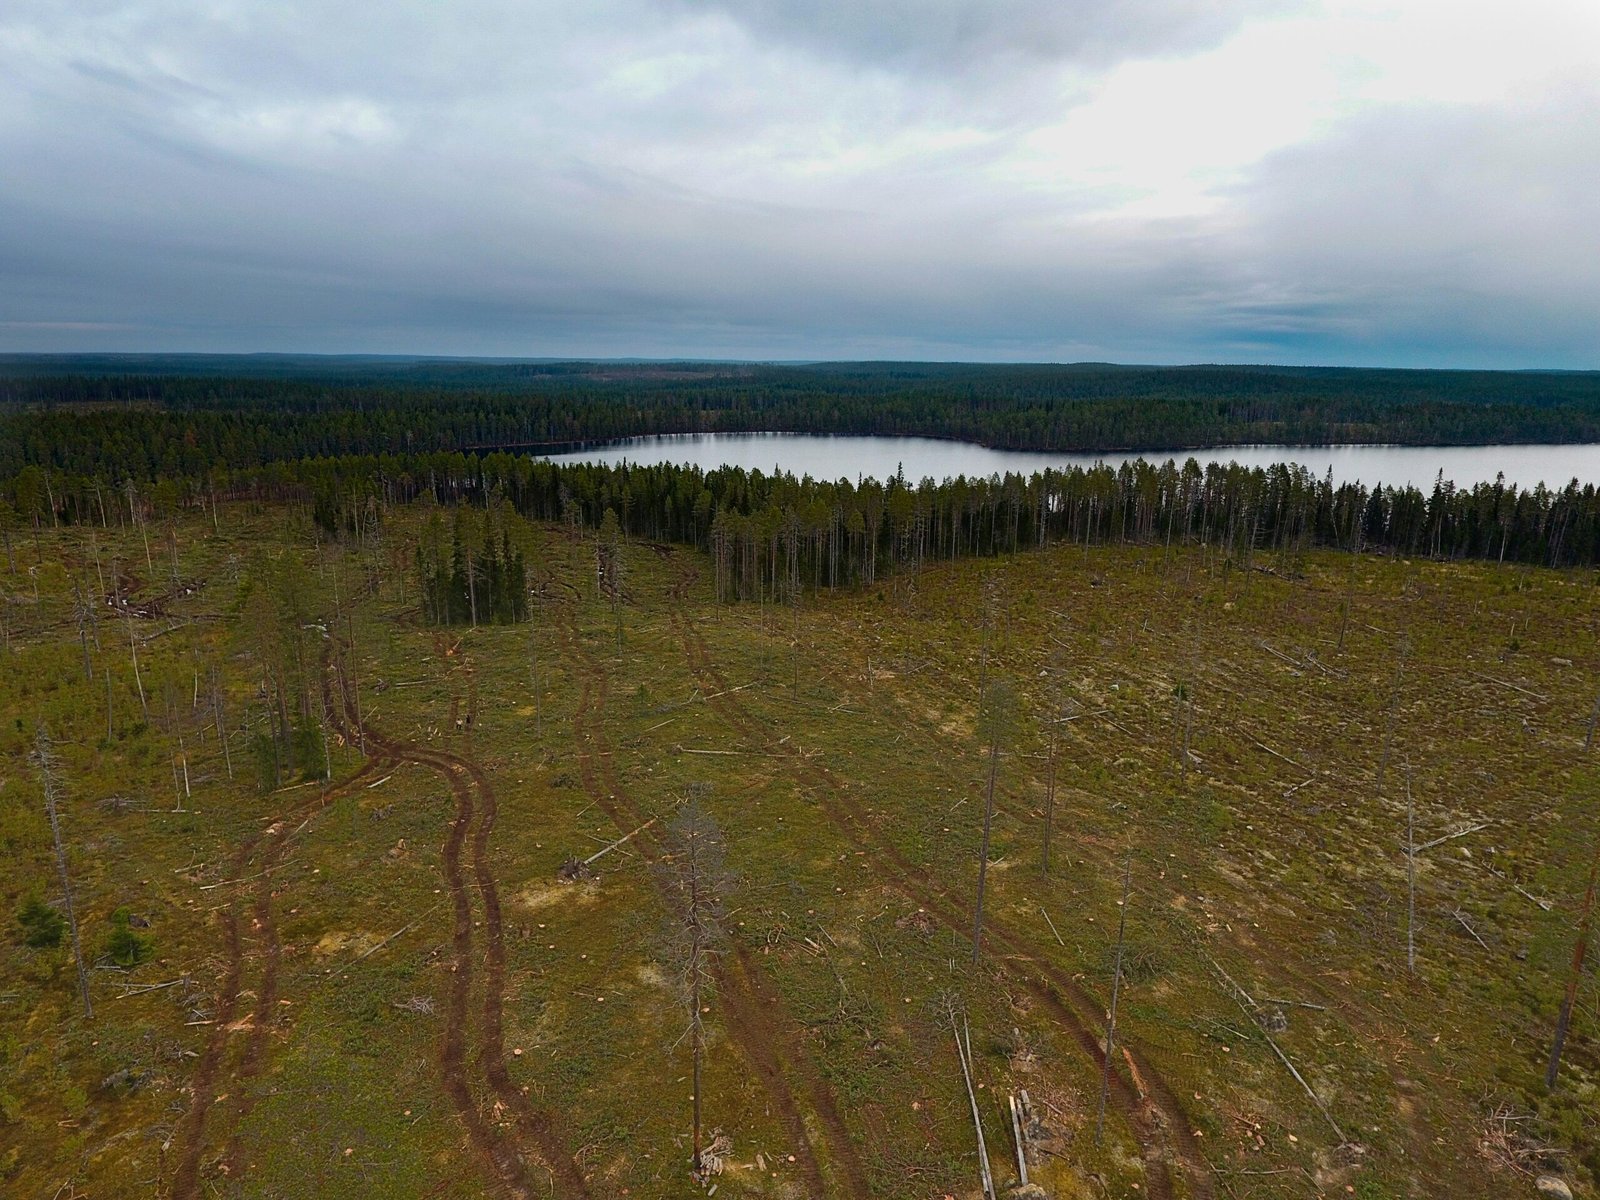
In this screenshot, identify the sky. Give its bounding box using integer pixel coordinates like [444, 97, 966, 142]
[1, 0, 1597, 366]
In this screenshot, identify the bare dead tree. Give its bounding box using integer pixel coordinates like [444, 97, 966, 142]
[972, 677, 1017, 966]
[166, 519, 180, 585]
[976, 579, 995, 712]
[89, 531, 105, 597]
[528, 615, 543, 741]
[949, 1002, 996, 1200]
[177, 735, 192, 806]
[1375, 636, 1410, 807]
[1094, 856, 1132, 1145]
[125, 610, 149, 721]
[71, 576, 93, 682]
[658, 800, 731, 1178]
[301, 678, 327, 782]
[1042, 698, 1060, 877]
[597, 509, 625, 651]
[126, 480, 153, 577]
[35, 728, 92, 1020]
[211, 665, 233, 780]
[1547, 828, 1600, 1090]
[1179, 677, 1196, 783]
[790, 590, 801, 696]
[1405, 763, 1417, 974]
[1585, 686, 1600, 753]
[345, 611, 365, 754]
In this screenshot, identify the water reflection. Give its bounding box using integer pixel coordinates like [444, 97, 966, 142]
[543, 433, 1600, 491]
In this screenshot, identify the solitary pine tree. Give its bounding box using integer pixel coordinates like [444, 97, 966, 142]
[657, 800, 732, 1178]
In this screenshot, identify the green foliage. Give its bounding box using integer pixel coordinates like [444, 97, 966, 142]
[8, 361, 1600, 595]
[415, 511, 528, 626]
[977, 674, 1020, 749]
[5, 361, 1600, 485]
[0, 797, 48, 853]
[251, 724, 328, 790]
[1179, 786, 1234, 839]
[14, 895, 64, 949]
[102, 907, 152, 968]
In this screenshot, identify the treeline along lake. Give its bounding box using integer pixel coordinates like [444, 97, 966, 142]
[5, 359, 1600, 597]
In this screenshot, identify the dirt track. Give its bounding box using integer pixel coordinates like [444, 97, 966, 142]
[558, 601, 874, 1199]
[333, 636, 593, 1198]
[665, 562, 1215, 1200]
[170, 748, 388, 1198]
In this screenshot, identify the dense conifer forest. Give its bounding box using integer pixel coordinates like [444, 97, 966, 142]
[4, 358, 1600, 476]
[4, 356, 1600, 580]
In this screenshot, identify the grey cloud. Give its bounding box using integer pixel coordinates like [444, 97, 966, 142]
[1203, 94, 1600, 364]
[0, 0, 1595, 365]
[680, 0, 1300, 74]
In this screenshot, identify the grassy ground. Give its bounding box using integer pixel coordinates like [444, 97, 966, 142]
[2, 502, 1597, 1199]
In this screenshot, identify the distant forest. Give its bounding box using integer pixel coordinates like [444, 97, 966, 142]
[5, 358, 1600, 482]
[3, 356, 1600, 579]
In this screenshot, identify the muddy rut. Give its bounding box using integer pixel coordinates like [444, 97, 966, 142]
[665, 566, 1215, 1200]
[557, 602, 873, 1200]
[330, 639, 593, 1198]
[168, 738, 389, 1198]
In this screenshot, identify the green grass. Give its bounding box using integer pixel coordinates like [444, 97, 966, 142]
[3, 506, 1600, 1197]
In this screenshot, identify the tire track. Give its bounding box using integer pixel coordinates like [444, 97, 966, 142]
[171, 748, 387, 1198]
[559, 604, 873, 1199]
[666, 565, 1214, 1200]
[332, 636, 592, 1198]
[216, 754, 391, 1180]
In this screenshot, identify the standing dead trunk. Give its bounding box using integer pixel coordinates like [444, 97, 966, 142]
[72, 578, 93, 682]
[137, 511, 153, 576]
[977, 586, 993, 711]
[661, 801, 728, 1181]
[1179, 683, 1196, 783]
[1095, 857, 1132, 1145]
[346, 612, 364, 754]
[1405, 764, 1417, 974]
[1585, 688, 1600, 753]
[126, 612, 148, 720]
[1547, 832, 1600, 1090]
[36, 728, 92, 1020]
[528, 618, 543, 741]
[90, 535, 105, 601]
[212, 669, 233, 780]
[1376, 638, 1409, 806]
[1042, 709, 1059, 876]
[689, 858, 704, 1176]
[953, 1008, 996, 1200]
[972, 721, 1001, 965]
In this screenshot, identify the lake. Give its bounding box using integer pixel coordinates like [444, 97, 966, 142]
[542, 433, 1600, 492]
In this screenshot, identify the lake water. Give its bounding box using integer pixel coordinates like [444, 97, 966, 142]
[542, 433, 1600, 492]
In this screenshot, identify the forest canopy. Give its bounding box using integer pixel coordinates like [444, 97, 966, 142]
[4, 358, 1600, 486]
[3, 356, 1600, 579]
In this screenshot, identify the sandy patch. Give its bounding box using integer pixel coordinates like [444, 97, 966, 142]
[517, 879, 601, 911]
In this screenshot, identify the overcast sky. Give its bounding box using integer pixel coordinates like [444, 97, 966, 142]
[2, 0, 1596, 365]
